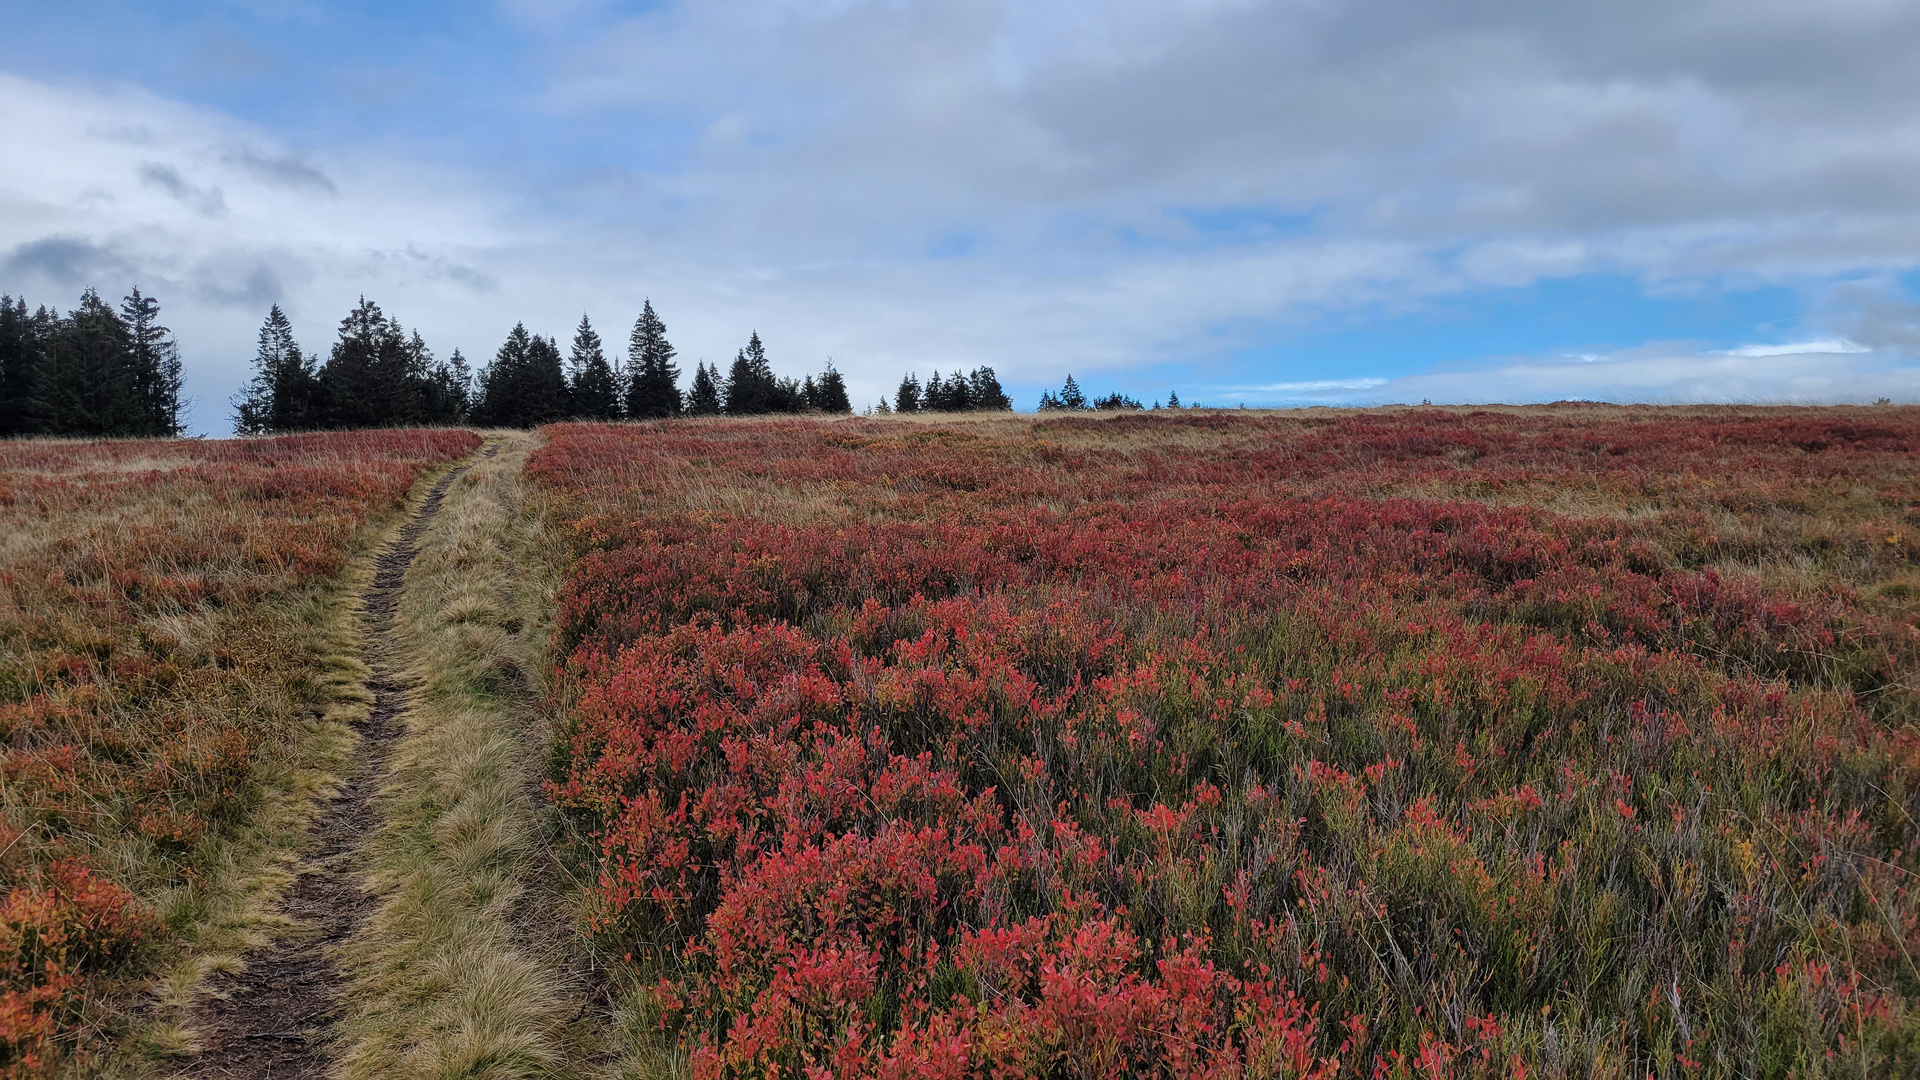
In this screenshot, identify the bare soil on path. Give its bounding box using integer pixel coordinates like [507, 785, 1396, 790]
[182, 445, 496, 1079]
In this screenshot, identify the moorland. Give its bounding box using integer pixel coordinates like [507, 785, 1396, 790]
[3, 405, 1918, 1079]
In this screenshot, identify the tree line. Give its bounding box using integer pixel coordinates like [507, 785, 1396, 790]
[885, 367, 1013, 414]
[2, 286, 1185, 441]
[0, 288, 184, 438]
[233, 298, 864, 432]
[1037, 373, 1184, 412]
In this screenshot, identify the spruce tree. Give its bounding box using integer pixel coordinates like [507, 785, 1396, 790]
[968, 366, 1011, 411]
[927, 370, 974, 412]
[0, 296, 43, 436]
[567, 314, 621, 420]
[434, 349, 473, 423]
[120, 288, 183, 436]
[37, 289, 145, 436]
[1037, 389, 1064, 410]
[406, 330, 466, 424]
[476, 323, 532, 427]
[724, 332, 778, 415]
[875, 396, 892, 415]
[894, 372, 922, 414]
[814, 362, 852, 414]
[686, 361, 722, 415]
[388, 323, 431, 425]
[773, 376, 807, 413]
[525, 335, 569, 424]
[319, 297, 395, 429]
[1058, 373, 1088, 410]
[1168, 390, 1180, 408]
[625, 300, 681, 418]
[233, 304, 321, 434]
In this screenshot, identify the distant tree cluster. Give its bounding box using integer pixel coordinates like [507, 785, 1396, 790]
[0, 288, 183, 438]
[235, 298, 470, 434]
[1037, 373, 1179, 412]
[888, 366, 1012, 414]
[235, 297, 856, 433]
[678, 332, 853, 417]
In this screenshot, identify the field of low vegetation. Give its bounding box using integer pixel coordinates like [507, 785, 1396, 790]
[4, 407, 1918, 1080]
[0, 430, 477, 1075]
[531, 407, 1920, 1078]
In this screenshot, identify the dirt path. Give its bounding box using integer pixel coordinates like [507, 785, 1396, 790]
[184, 445, 495, 1079]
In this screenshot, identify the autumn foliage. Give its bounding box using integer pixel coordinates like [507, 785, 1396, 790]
[534, 408, 1920, 1078]
[0, 429, 478, 1075]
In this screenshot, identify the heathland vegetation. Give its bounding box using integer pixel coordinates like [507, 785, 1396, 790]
[4, 405, 1919, 1079]
[0, 430, 477, 1074]
[533, 408, 1920, 1078]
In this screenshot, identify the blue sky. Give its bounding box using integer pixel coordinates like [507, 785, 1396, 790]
[3, 1, 1920, 433]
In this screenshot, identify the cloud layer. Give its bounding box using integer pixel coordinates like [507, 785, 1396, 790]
[3, 1, 1920, 431]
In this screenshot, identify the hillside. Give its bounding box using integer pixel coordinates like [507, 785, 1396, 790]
[1, 407, 1917, 1079]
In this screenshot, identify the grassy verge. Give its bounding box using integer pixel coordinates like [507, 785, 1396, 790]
[333, 432, 599, 1078]
[0, 432, 478, 1079]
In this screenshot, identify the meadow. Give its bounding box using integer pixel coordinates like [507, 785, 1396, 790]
[0, 430, 478, 1076]
[530, 407, 1920, 1079]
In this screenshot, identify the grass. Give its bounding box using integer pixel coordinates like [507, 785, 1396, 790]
[333, 432, 602, 1079]
[0, 430, 478, 1077]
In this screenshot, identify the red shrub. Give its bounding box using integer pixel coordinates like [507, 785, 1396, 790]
[535, 410, 1920, 1076]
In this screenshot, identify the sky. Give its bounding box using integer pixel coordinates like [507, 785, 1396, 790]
[3, 0, 1920, 434]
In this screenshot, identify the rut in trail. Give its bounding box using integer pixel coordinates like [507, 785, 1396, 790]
[186, 445, 495, 1079]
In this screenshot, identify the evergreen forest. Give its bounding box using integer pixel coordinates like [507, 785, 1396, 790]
[0, 289, 184, 438]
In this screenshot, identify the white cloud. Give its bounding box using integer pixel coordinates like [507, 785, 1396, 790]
[1722, 339, 1869, 356]
[1223, 346, 1920, 406]
[10, 0, 1920, 429]
[1236, 377, 1390, 394]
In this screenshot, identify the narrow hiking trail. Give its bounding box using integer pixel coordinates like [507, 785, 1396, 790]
[185, 444, 499, 1079]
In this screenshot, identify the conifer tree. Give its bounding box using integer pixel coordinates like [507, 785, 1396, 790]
[436, 349, 473, 422]
[414, 333, 469, 424]
[724, 332, 781, 415]
[525, 335, 569, 424]
[894, 372, 922, 414]
[968, 366, 1011, 411]
[686, 361, 722, 415]
[1037, 389, 1064, 410]
[928, 370, 976, 412]
[120, 288, 183, 436]
[233, 304, 321, 434]
[625, 299, 681, 419]
[1168, 390, 1180, 408]
[814, 362, 852, 414]
[567, 314, 621, 420]
[36, 289, 144, 436]
[875, 396, 892, 415]
[478, 330, 568, 428]
[388, 323, 432, 425]
[774, 375, 807, 412]
[319, 297, 401, 429]
[0, 295, 44, 436]
[476, 323, 536, 427]
[1058, 373, 1088, 410]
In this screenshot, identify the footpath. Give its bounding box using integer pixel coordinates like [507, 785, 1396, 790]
[182, 434, 597, 1079]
